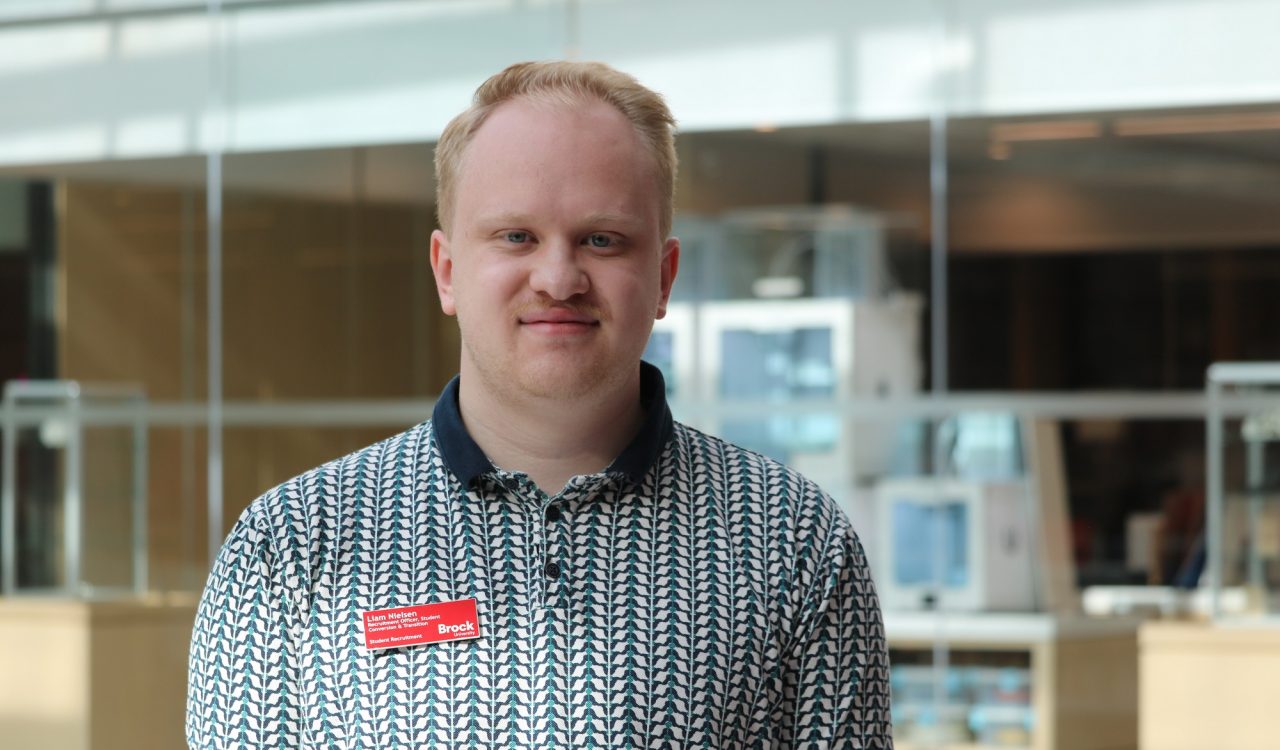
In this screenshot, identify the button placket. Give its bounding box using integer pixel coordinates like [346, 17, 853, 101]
[491, 472, 555, 608]
[543, 502, 563, 585]
[543, 506, 562, 601]
[542, 486, 583, 603]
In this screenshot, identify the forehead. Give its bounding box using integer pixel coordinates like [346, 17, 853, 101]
[452, 97, 661, 229]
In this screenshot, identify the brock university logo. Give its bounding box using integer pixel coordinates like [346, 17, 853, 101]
[362, 599, 483, 651]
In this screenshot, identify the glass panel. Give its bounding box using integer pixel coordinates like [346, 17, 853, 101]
[80, 423, 136, 591]
[1211, 376, 1280, 620]
[55, 178, 205, 593]
[10, 420, 64, 589]
[890, 650, 1034, 749]
[719, 326, 839, 463]
[147, 426, 207, 592]
[946, 99, 1280, 392]
[3, 385, 146, 594]
[892, 498, 969, 589]
[640, 330, 678, 398]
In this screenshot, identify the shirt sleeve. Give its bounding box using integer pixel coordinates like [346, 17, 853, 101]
[776, 518, 894, 749]
[187, 503, 301, 749]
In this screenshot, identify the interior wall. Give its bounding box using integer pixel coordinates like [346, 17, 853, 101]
[0, 254, 26, 383]
[58, 181, 458, 589]
[820, 142, 1280, 252]
[676, 133, 814, 215]
[947, 170, 1280, 252]
[678, 128, 1280, 255]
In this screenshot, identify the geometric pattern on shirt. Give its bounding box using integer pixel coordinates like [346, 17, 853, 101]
[187, 420, 893, 749]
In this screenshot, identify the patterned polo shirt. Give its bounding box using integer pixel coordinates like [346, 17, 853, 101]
[186, 363, 892, 748]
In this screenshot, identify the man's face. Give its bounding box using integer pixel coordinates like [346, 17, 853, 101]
[430, 97, 679, 403]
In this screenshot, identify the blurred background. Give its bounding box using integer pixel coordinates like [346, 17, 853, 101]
[1, 0, 1279, 748]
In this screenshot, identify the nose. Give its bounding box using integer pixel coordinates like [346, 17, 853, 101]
[528, 238, 590, 301]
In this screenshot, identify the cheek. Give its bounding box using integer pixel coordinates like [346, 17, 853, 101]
[618, 263, 663, 301]
[452, 259, 522, 316]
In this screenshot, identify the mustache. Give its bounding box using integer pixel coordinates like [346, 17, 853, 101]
[513, 299, 606, 321]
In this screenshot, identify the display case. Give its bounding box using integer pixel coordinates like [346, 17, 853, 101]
[1, 381, 149, 597]
[697, 297, 921, 482]
[886, 613, 1140, 750]
[699, 204, 913, 302]
[1135, 363, 1280, 750]
[645, 206, 926, 494]
[1206, 362, 1280, 621]
[875, 478, 1037, 612]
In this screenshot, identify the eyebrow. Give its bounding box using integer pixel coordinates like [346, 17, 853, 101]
[473, 212, 536, 227]
[579, 212, 645, 229]
[473, 211, 646, 230]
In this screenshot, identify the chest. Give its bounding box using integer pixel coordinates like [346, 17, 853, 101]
[289, 490, 788, 746]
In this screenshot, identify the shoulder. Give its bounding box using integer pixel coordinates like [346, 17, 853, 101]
[660, 419, 860, 596]
[238, 419, 441, 542]
[665, 421, 873, 634]
[666, 421, 859, 554]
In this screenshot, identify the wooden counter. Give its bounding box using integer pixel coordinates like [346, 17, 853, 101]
[1140, 620, 1280, 750]
[887, 612, 1142, 750]
[0, 595, 198, 750]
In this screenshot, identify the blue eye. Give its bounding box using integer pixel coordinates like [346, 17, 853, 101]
[586, 233, 614, 248]
[504, 231, 530, 244]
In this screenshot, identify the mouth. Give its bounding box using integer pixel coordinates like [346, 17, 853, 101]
[518, 308, 601, 332]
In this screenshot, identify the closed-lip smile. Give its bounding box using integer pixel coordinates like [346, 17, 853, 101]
[519, 309, 599, 326]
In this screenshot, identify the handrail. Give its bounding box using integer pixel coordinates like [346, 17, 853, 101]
[0, 391, 1276, 429]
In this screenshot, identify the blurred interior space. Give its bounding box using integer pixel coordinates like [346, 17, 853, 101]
[2, 1, 1280, 749]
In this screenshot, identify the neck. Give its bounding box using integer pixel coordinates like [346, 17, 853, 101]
[457, 366, 644, 495]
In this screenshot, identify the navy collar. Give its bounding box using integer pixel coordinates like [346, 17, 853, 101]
[432, 361, 674, 489]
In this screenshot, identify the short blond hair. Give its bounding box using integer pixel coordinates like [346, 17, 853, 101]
[434, 60, 678, 239]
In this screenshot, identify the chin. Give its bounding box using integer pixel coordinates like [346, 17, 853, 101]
[511, 358, 623, 401]
[515, 372, 606, 400]
[465, 337, 637, 403]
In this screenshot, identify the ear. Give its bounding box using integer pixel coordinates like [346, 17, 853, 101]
[655, 236, 680, 320]
[430, 229, 458, 316]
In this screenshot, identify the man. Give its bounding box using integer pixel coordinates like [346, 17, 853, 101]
[188, 60, 891, 748]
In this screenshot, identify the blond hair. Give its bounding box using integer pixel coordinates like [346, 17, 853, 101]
[434, 60, 678, 238]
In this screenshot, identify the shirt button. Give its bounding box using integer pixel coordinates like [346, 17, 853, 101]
[544, 561, 561, 579]
[545, 505, 562, 523]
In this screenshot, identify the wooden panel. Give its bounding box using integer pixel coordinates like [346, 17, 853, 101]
[0, 597, 197, 750]
[888, 619, 1139, 750]
[1025, 417, 1078, 615]
[88, 599, 197, 750]
[57, 182, 460, 590]
[1052, 636, 1139, 750]
[1140, 622, 1280, 750]
[0, 600, 90, 750]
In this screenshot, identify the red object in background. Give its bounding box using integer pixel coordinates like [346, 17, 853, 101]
[1158, 488, 1205, 584]
[1071, 518, 1094, 563]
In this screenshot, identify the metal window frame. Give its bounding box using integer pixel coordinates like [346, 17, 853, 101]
[1205, 362, 1280, 621]
[1, 380, 148, 597]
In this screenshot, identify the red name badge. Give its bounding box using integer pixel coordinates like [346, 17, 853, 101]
[362, 598, 482, 651]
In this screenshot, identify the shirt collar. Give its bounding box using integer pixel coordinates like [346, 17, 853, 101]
[432, 361, 674, 489]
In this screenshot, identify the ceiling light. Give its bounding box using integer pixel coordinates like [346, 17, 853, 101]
[1114, 112, 1280, 136]
[990, 119, 1102, 143]
[753, 276, 804, 299]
